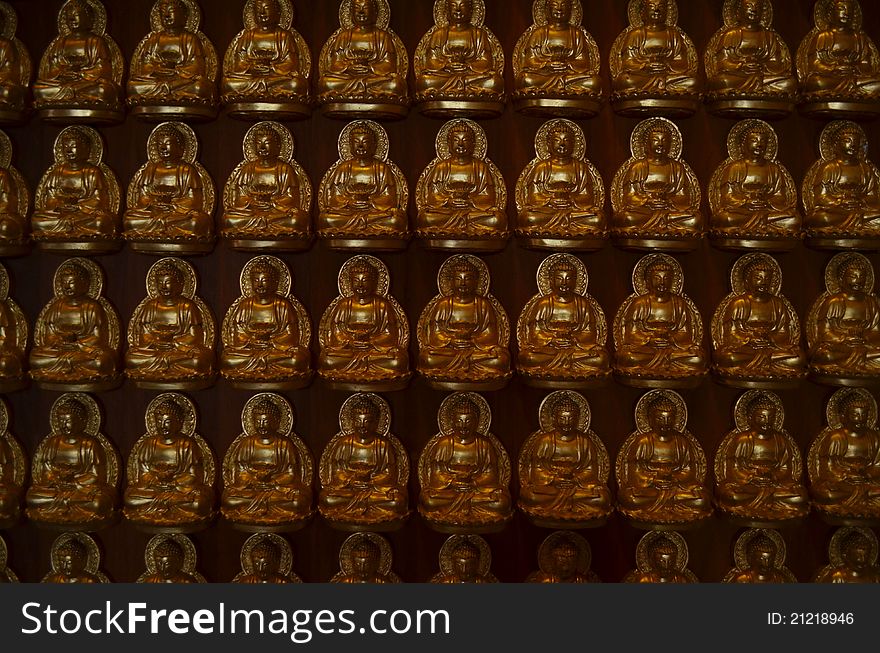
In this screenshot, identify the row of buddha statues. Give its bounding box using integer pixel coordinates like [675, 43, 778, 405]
[1, 385, 878, 534]
[0, 250, 878, 393]
[2, 524, 878, 583]
[1, 0, 879, 125]
[3, 116, 880, 256]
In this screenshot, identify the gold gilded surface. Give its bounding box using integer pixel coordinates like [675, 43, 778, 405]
[41, 532, 109, 583]
[0, 535, 18, 582]
[221, 393, 313, 531]
[137, 533, 205, 582]
[0, 398, 24, 530]
[330, 531, 401, 583]
[0, 263, 27, 393]
[722, 528, 797, 582]
[418, 392, 512, 533]
[0, 129, 31, 257]
[430, 533, 498, 582]
[319, 393, 409, 531]
[623, 530, 698, 582]
[0, 2, 31, 124]
[29, 258, 121, 392]
[526, 530, 599, 582]
[233, 532, 302, 583]
[123, 392, 216, 533]
[714, 390, 810, 526]
[814, 525, 880, 582]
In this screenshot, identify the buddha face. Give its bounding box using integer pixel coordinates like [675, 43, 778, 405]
[156, 131, 184, 163]
[254, 0, 280, 29]
[350, 128, 377, 159]
[831, 0, 854, 28]
[842, 536, 871, 566]
[253, 406, 280, 437]
[452, 545, 479, 579]
[645, 264, 672, 295]
[450, 403, 478, 438]
[744, 129, 768, 160]
[62, 133, 91, 165]
[448, 0, 473, 24]
[549, 543, 578, 577]
[351, 0, 377, 28]
[452, 265, 478, 297]
[250, 545, 278, 578]
[548, 0, 573, 23]
[350, 544, 380, 577]
[64, 1, 94, 33]
[352, 405, 380, 437]
[840, 262, 867, 293]
[254, 130, 280, 160]
[842, 399, 870, 429]
[550, 265, 576, 294]
[747, 540, 776, 573]
[156, 403, 183, 438]
[642, 0, 667, 25]
[159, 0, 187, 30]
[738, 0, 764, 26]
[56, 403, 85, 438]
[155, 544, 184, 578]
[57, 544, 87, 576]
[60, 266, 89, 298]
[745, 264, 773, 294]
[647, 128, 671, 158]
[251, 267, 279, 298]
[648, 402, 677, 434]
[552, 402, 579, 432]
[650, 541, 677, 574]
[837, 130, 863, 159]
[449, 128, 476, 158]
[549, 127, 575, 158]
[349, 266, 378, 298]
[749, 403, 776, 433]
[157, 269, 184, 300]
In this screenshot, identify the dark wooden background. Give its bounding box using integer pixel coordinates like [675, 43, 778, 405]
[2, 0, 879, 583]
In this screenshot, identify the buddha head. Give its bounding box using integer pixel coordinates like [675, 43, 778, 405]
[447, 0, 474, 25]
[551, 394, 581, 434]
[742, 257, 775, 294]
[58, 261, 91, 299]
[838, 256, 868, 293]
[251, 398, 281, 438]
[647, 394, 679, 435]
[348, 258, 379, 298]
[736, 0, 766, 27]
[249, 259, 280, 299]
[548, 121, 576, 159]
[747, 394, 778, 434]
[641, 0, 668, 27]
[56, 538, 88, 577]
[158, 0, 189, 32]
[829, 0, 856, 29]
[60, 129, 92, 166]
[548, 0, 574, 24]
[840, 391, 871, 429]
[547, 537, 580, 578]
[745, 533, 777, 574]
[252, 124, 282, 161]
[648, 535, 679, 574]
[349, 395, 381, 438]
[154, 260, 185, 301]
[350, 0, 378, 29]
[153, 538, 185, 580]
[450, 256, 479, 298]
[742, 124, 770, 161]
[448, 122, 476, 159]
[644, 257, 674, 296]
[55, 396, 88, 438]
[349, 536, 381, 578]
[63, 0, 96, 34]
[840, 529, 872, 567]
[155, 126, 186, 164]
[349, 124, 378, 160]
[548, 256, 578, 295]
[155, 398, 185, 439]
[448, 395, 480, 439]
[646, 123, 672, 159]
[451, 539, 481, 581]
[250, 539, 281, 579]
[835, 124, 866, 160]
[253, 0, 282, 29]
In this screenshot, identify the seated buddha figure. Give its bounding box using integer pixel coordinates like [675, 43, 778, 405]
[807, 253, 880, 382]
[517, 253, 610, 386]
[623, 531, 698, 583]
[233, 533, 302, 583]
[809, 388, 880, 521]
[704, 0, 797, 115]
[318, 120, 408, 249]
[124, 393, 215, 532]
[418, 392, 512, 532]
[0, 262, 26, 392]
[416, 120, 508, 251]
[124, 122, 214, 253]
[512, 0, 602, 116]
[430, 534, 498, 583]
[221, 0, 311, 119]
[41, 534, 109, 583]
[611, 117, 702, 250]
[126, 258, 215, 389]
[715, 390, 810, 525]
[319, 393, 409, 530]
[32, 126, 120, 252]
[711, 254, 806, 386]
[413, 0, 505, 117]
[317, 0, 408, 119]
[709, 120, 800, 249]
[32, 0, 123, 122]
[29, 258, 120, 391]
[127, 0, 217, 120]
[137, 534, 204, 582]
[616, 390, 712, 528]
[722, 528, 797, 583]
[0, 3, 30, 123]
[803, 121, 880, 247]
[26, 394, 118, 530]
[220, 256, 311, 389]
[318, 255, 409, 391]
[515, 119, 606, 250]
[797, 0, 880, 115]
[613, 254, 707, 386]
[221, 393, 313, 530]
[221, 121, 311, 251]
[0, 402, 25, 529]
[418, 255, 511, 390]
[518, 391, 612, 528]
[526, 531, 599, 583]
[814, 526, 880, 583]
[0, 130, 28, 256]
[609, 0, 701, 115]
[331, 532, 400, 583]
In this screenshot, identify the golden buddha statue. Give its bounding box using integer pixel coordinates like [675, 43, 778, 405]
[722, 528, 797, 582]
[124, 122, 215, 254]
[512, 0, 602, 117]
[0, 264, 26, 393]
[0, 129, 29, 257]
[331, 531, 401, 583]
[318, 120, 408, 250]
[808, 388, 880, 523]
[0, 2, 30, 125]
[26, 393, 118, 531]
[704, 0, 797, 117]
[319, 393, 409, 531]
[515, 119, 606, 251]
[221, 393, 313, 532]
[613, 254, 707, 388]
[418, 392, 512, 533]
[517, 254, 610, 387]
[526, 531, 599, 583]
[127, 0, 218, 121]
[317, 0, 408, 120]
[609, 0, 701, 117]
[0, 535, 18, 582]
[797, 0, 880, 118]
[415, 119, 508, 252]
[0, 399, 24, 530]
[126, 257, 216, 390]
[807, 253, 880, 384]
[413, 0, 505, 118]
[418, 255, 511, 390]
[611, 118, 702, 251]
[623, 531, 698, 583]
[711, 254, 806, 388]
[220, 256, 312, 390]
[518, 391, 612, 528]
[123, 392, 216, 533]
[32, 126, 121, 253]
[715, 390, 810, 525]
[41, 533, 109, 583]
[222, 0, 311, 120]
[318, 255, 409, 391]
[33, 0, 123, 124]
[430, 534, 498, 583]
[29, 258, 120, 391]
[221, 121, 311, 252]
[616, 390, 712, 528]
[814, 526, 880, 582]
[233, 532, 302, 583]
[709, 120, 800, 251]
[136, 533, 205, 582]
